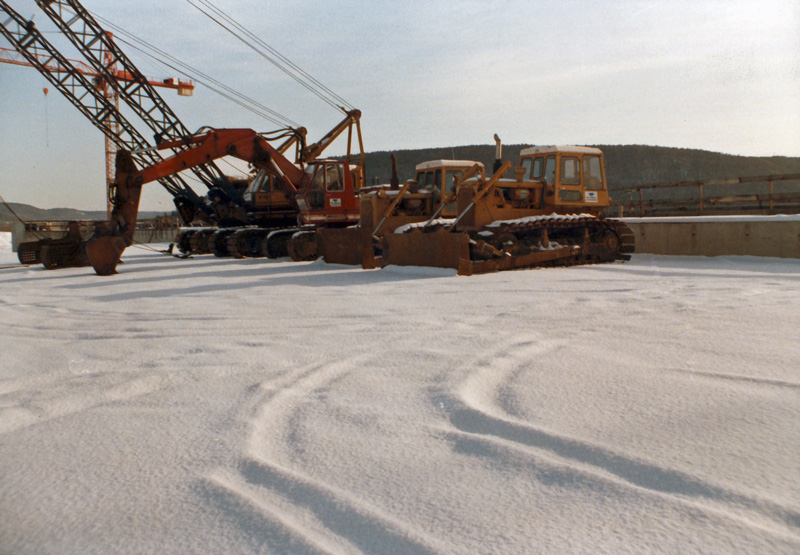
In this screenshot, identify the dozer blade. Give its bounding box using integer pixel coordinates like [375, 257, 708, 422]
[383, 229, 582, 275]
[86, 236, 128, 276]
[317, 228, 378, 269]
[382, 230, 470, 271]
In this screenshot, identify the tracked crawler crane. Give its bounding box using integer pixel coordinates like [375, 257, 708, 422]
[85, 125, 363, 275]
[176, 109, 365, 259]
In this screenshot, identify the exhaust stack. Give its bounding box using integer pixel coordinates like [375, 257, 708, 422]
[493, 134, 503, 173]
[390, 153, 399, 190]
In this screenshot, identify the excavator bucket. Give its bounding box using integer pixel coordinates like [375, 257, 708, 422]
[316, 227, 378, 269]
[85, 235, 128, 276]
[381, 229, 470, 272]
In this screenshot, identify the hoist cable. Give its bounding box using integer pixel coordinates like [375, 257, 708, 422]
[91, 13, 301, 129]
[187, 0, 354, 113]
[192, 0, 354, 109]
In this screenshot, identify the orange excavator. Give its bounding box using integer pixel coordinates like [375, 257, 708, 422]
[183, 109, 365, 260]
[86, 125, 363, 275]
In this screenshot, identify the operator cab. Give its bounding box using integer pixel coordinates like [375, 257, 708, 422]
[518, 146, 609, 211]
[241, 169, 295, 214]
[297, 160, 362, 226]
[414, 160, 485, 216]
[242, 170, 272, 204]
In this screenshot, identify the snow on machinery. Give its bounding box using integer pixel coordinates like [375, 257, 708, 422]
[85, 124, 364, 275]
[175, 109, 365, 259]
[317, 136, 635, 274]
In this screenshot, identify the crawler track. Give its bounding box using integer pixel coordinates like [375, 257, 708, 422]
[479, 215, 635, 268]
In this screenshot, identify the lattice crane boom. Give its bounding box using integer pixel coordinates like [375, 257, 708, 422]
[0, 46, 193, 94]
[0, 1, 213, 221]
[33, 0, 227, 189]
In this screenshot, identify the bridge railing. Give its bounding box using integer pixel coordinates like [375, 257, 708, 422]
[606, 173, 800, 217]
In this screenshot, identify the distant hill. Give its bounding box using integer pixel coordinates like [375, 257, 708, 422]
[360, 144, 800, 189]
[0, 203, 171, 230]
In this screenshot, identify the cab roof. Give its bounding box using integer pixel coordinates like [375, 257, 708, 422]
[415, 160, 485, 171]
[519, 146, 603, 156]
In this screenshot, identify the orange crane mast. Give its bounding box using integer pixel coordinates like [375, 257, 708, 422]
[0, 44, 194, 217]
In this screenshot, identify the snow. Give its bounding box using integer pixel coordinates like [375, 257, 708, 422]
[393, 218, 455, 234]
[1, 232, 799, 553]
[622, 214, 800, 224]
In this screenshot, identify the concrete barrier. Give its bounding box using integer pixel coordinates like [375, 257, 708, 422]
[13, 216, 800, 260]
[621, 215, 800, 258]
[131, 227, 180, 245]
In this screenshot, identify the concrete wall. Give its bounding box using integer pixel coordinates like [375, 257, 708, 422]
[622, 216, 800, 258]
[13, 217, 800, 260]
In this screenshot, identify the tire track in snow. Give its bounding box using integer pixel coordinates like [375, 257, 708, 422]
[665, 367, 800, 391]
[444, 336, 800, 540]
[204, 458, 443, 554]
[456, 337, 566, 419]
[200, 471, 345, 555]
[205, 354, 444, 552]
[245, 355, 368, 459]
[0, 374, 171, 435]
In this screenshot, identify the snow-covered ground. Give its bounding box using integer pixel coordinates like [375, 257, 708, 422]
[1, 233, 799, 553]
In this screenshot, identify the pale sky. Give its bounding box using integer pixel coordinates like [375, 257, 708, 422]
[1, 0, 798, 211]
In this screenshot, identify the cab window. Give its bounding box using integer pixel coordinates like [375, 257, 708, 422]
[560, 156, 580, 185]
[544, 155, 556, 184]
[444, 169, 463, 195]
[311, 166, 325, 192]
[444, 169, 463, 211]
[307, 165, 326, 209]
[245, 171, 268, 195]
[583, 155, 603, 190]
[521, 158, 532, 178]
[416, 171, 431, 190]
[431, 170, 442, 201]
[532, 157, 544, 179]
[325, 164, 344, 192]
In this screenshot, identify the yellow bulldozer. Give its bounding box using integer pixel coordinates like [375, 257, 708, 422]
[317, 139, 634, 274]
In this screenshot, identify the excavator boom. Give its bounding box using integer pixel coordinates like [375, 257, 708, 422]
[301, 109, 363, 164]
[87, 128, 307, 275]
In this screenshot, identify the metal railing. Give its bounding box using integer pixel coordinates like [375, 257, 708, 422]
[607, 173, 800, 217]
[11, 217, 180, 252]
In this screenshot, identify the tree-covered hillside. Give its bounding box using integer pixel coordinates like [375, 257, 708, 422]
[360, 144, 800, 189]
